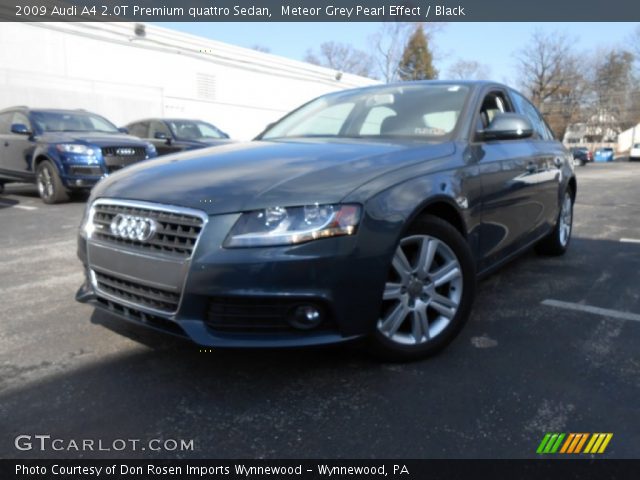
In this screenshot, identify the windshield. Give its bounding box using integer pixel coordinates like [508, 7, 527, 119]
[31, 111, 119, 133]
[168, 120, 226, 140]
[261, 84, 470, 141]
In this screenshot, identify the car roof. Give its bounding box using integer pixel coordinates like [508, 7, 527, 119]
[319, 80, 510, 99]
[0, 106, 100, 115]
[126, 118, 209, 123]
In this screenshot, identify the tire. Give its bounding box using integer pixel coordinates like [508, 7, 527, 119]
[535, 188, 574, 256]
[369, 215, 477, 361]
[0, 183, 4, 195]
[36, 160, 70, 204]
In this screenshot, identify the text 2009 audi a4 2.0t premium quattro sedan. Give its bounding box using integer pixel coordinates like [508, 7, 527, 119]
[76, 81, 576, 360]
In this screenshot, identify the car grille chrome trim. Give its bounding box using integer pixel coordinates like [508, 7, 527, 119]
[89, 200, 206, 258]
[87, 198, 208, 316]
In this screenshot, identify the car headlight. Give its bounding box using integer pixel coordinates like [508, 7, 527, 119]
[224, 204, 361, 247]
[56, 144, 96, 155]
[79, 202, 95, 238]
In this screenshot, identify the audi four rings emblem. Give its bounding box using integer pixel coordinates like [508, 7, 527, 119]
[109, 214, 158, 242]
[116, 148, 136, 156]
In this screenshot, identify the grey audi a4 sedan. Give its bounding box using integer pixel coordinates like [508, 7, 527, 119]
[76, 81, 576, 360]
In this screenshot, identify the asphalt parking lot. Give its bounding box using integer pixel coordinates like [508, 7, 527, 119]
[1, 162, 639, 459]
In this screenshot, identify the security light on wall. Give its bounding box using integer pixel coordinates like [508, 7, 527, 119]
[134, 24, 146, 38]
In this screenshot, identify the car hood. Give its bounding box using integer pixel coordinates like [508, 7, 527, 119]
[92, 138, 455, 214]
[38, 132, 148, 147]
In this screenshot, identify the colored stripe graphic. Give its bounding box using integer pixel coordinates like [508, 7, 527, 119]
[598, 434, 613, 453]
[560, 433, 575, 453]
[538, 433, 613, 454]
[584, 434, 599, 454]
[574, 433, 588, 453]
[536, 433, 552, 454]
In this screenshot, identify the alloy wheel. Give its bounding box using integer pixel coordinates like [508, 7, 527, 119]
[37, 165, 54, 200]
[377, 235, 463, 345]
[559, 193, 572, 247]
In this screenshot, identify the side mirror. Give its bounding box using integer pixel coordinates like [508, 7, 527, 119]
[118, 127, 129, 134]
[154, 132, 168, 140]
[478, 113, 533, 141]
[11, 123, 31, 135]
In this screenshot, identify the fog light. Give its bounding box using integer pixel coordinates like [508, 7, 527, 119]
[288, 304, 323, 330]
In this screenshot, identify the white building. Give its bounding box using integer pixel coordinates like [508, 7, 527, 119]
[617, 123, 640, 152]
[0, 22, 377, 139]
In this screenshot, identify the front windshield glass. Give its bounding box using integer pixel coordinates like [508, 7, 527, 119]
[168, 120, 226, 140]
[262, 84, 470, 141]
[31, 111, 119, 133]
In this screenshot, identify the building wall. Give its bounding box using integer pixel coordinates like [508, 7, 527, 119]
[617, 124, 640, 152]
[0, 22, 377, 139]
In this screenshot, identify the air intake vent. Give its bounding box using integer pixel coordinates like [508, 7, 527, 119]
[196, 73, 217, 101]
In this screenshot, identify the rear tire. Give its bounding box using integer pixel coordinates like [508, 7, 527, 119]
[536, 189, 574, 256]
[36, 160, 70, 204]
[369, 215, 476, 361]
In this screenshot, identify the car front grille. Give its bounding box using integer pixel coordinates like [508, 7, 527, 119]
[94, 270, 180, 313]
[69, 166, 103, 176]
[91, 203, 204, 258]
[87, 199, 208, 317]
[96, 297, 187, 337]
[102, 146, 147, 173]
[205, 297, 333, 333]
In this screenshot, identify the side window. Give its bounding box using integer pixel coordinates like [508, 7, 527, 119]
[510, 91, 553, 140]
[11, 112, 31, 130]
[478, 91, 513, 130]
[129, 122, 149, 138]
[149, 121, 171, 139]
[0, 112, 12, 134]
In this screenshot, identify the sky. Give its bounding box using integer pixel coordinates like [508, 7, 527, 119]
[155, 22, 638, 85]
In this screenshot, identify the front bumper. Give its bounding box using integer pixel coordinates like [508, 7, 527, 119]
[76, 209, 391, 348]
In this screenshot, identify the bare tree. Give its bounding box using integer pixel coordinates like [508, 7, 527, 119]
[446, 60, 491, 80]
[591, 49, 637, 135]
[516, 30, 588, 138]
[370, 22, 445, 83]
[304, 42, 375, 78]
[515, 30, 577, 107]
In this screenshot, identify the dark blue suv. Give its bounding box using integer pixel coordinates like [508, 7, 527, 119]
[0, 107, 157, 203]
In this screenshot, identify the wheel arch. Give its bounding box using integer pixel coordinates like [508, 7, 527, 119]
[406, 196, 468, 239]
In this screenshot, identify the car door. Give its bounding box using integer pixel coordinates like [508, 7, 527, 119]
[510, 90, 564, 230]
[149, 121, 181, 156]
[471, 88, 545, 272]
[0, 111, 34, 179]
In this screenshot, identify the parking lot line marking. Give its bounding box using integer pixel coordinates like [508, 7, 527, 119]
[542, 299, 640, 323]
[620, 238, 640, 244]
[0, 200, 37, 211]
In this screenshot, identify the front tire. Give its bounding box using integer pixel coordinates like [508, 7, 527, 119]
[369, 215, 476, 361]
[536, 189, 574, 256]
[36, 160, 70, 204]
